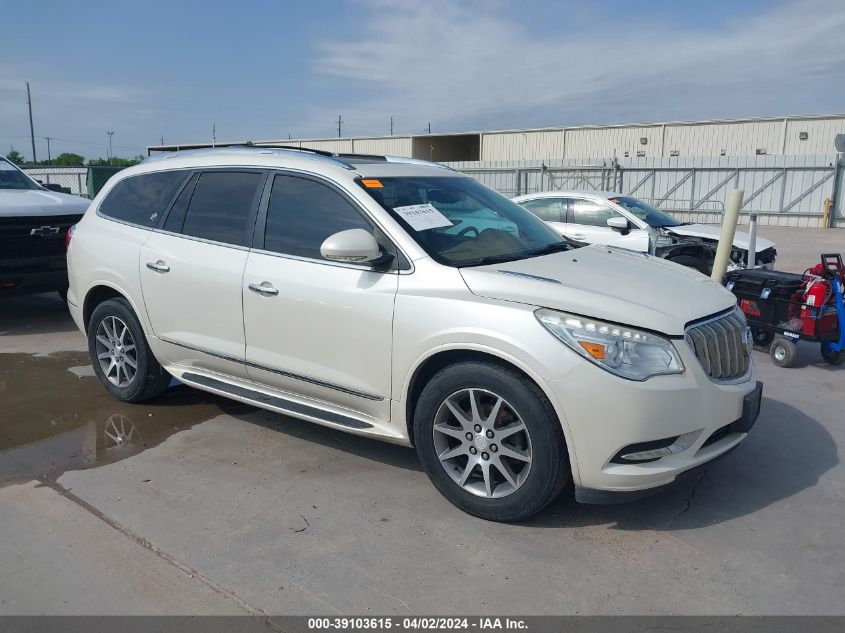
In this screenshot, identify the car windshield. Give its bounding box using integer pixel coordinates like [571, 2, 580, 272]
[360, 176, 569, 267]
[609, 196, 681, 228]
[0, 158, 40, 190]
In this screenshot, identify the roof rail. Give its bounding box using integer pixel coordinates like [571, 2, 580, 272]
[148, 141, 338, 158]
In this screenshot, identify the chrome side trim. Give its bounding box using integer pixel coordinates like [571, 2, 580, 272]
[159, 337, 384, 401]
[180, 373, 373, 429]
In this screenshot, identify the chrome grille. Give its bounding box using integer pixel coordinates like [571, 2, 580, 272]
[685, 309, 751, 382]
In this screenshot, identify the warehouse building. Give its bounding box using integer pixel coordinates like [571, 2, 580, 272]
[149, 114, 845, 162]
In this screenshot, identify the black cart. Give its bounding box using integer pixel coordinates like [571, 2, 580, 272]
[724, 254, 844, 368]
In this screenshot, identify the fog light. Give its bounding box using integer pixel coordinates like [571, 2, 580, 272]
[612, 431, 701, 464]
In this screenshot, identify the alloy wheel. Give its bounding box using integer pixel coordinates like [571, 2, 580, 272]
[94, 316, 138, 388]
[432, 388, 533, 498]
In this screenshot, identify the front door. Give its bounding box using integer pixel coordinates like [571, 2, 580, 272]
[242, 173, 397, 422]
[140, 170, 266, 378]
[566, 198, 649, 250]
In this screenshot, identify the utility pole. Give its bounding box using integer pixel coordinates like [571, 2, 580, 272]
[337, 115, 343, 138]
[427, 122, 431, 134]
[45, 136, 52, 164]
[212, 123, 216, 147]
[106, 131, 114, 164]
[26, 82, 36, 163]
[390, 116, 394, 136]
[160, 135, 164, 146]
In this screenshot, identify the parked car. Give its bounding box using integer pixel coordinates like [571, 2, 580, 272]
[0, 156, 90, 299]
[512, 191, 776, 273]
[67, 147, 761, 521]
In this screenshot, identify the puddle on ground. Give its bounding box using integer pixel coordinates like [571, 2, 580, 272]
[0, 351, 253, 487]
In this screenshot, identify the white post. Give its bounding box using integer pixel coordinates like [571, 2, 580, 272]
[746, 213, 758, 268]
[711, 188, 744, 281]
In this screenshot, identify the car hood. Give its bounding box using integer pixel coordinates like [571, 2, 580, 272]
[459, 245, 736, 336]
[0, 189, 90, 217]
[666, 223, 775, 251]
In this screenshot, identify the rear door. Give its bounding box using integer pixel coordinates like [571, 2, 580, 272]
[140, 170, 266, 378]
[518, 197, 568, 237]
[242, 173, 397, 422]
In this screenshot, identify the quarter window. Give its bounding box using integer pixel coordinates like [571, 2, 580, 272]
[180, 172, 263, 246]
[264, 175, 373, 259]
[520, 198, 565, 222]
[99, 171, 187, 227]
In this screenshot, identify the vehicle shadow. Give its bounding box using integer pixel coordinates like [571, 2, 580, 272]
[234, 406, 423, 473]
[0, 293, 77, 336]
[522, 397, 837, 530]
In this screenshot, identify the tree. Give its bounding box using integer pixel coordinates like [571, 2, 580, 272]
[53, 152, 85, 166]
[5, 149, 24, 165]
[87, 156, 142, 167]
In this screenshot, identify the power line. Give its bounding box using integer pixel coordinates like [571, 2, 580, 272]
[26, 82, 36, 162]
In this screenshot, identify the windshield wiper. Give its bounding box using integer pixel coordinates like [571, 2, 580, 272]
[459, 241, 572, 267]
[460, 252, 529, 267]
[524, 241, 572, 257]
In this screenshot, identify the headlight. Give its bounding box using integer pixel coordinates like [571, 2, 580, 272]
[535, 309, 684, 380]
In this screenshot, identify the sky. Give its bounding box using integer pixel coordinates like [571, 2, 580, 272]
[1, 0, 843, 161]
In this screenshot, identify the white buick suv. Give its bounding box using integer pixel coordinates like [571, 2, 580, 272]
[66, 146, 762, 521]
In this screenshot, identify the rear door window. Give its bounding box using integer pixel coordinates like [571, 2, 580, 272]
[178, 171, 264, 246]
[99, 171, 187, 227]
[520, 198, 566, 222]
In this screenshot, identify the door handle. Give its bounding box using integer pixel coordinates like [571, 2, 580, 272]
[248, 282, 279, 296]
[146, 260, 170, 273]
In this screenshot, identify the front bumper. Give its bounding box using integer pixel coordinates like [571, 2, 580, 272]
[546, 341, 760, 495]
[0, 264, 68, 297]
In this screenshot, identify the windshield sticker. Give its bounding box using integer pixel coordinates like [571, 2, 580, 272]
[393, 203, 453, 231]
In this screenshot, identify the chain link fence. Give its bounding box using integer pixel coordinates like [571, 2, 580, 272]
[23, 166, 126, 199]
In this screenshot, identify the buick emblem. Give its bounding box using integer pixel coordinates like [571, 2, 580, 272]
[29, 225, 61, 237]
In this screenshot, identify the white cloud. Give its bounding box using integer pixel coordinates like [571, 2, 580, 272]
[313, 0, 845, 134]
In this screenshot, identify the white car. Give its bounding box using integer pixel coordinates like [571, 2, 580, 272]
[513, 191, 776, 272]
[1, 157, 89, 298]
[67, 146, 761, 521]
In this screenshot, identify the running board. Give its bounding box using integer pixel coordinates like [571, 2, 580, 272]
[181, 372, 373, 430]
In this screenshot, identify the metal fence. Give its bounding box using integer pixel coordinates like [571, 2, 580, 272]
[447, 154, 845, 228]
[23, 166, 126, 199]
[23, 167, 88, 196]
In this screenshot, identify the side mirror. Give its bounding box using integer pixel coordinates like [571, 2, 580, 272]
[320, 228, 390, 264]
[607, 216, 630, 233]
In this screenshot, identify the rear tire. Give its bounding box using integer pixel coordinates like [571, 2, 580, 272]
[667, 255, 707, 274]
[87, 298, 171, 402]
[413, 361, 570, 522]
[770, 337, 797, 368]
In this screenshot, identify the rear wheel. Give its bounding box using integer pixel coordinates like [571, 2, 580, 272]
[87, 298, 171, 402]
[413, 361, 569, 522]
[770, 337, 798, 368]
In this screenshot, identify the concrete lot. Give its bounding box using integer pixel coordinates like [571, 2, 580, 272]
[1, 230, 844, 617]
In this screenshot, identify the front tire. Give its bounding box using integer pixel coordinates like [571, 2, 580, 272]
[770, 337, 797, 368]
[87, 298, 171, 402]
[667, 255, 707, 273]
[413, 361, 570, 522]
